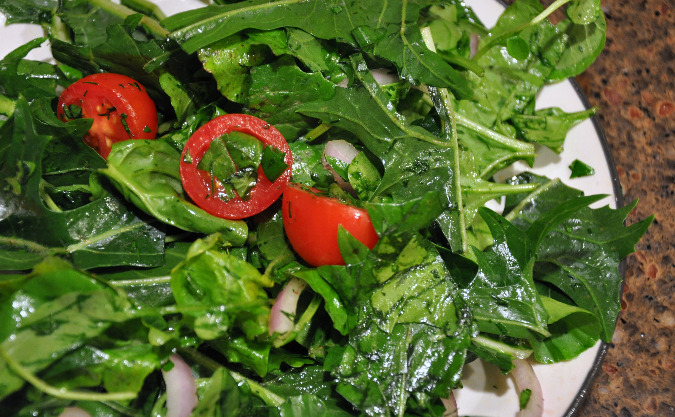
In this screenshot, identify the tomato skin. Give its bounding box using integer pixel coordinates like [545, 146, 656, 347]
[282, 184, 379, 266]
[57, 73, 158, 159]
[180, 114, 293, 220]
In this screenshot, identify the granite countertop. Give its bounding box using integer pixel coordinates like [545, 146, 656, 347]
[564, 1, 673, 416]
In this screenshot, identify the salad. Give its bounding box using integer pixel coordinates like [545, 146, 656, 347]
[0, 0, 653, 416]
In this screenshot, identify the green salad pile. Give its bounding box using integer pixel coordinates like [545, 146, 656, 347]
[0, 0, 652, 416]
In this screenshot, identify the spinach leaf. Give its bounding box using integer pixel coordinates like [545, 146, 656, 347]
[100, 139, 248, 243]
[0, 258, 134, 400]
[191, 367, 268, 417]
[531, 294, 600, 363]
[166, 0, 472, 96]
[198, 33, 270, 104]
[548, 11, 606, 81]
[170, 234, 273, 341]
[0, 0, 54, 25]
[0, 99, 166, 271]
[470, 0, 565, 127]
[511, 107, 596, 153]
[462, 208, 549, 339]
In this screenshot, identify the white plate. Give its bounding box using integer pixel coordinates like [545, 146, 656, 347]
[0, 1, 619, 416]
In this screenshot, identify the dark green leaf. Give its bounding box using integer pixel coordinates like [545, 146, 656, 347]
[101, 139, 248, 243]
[569, 158, 596, 178]
[261, 145, 289, 183]
[0, 258, 133, 399]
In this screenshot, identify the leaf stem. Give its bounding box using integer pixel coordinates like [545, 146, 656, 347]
[304, 123, 331, 142]
[421, 26, 468, 254]
[471, 335, 532, 359]
[122, 0, 167, 21]
[177, 347, 286, 407]
[87, 0, 169, 38]
[40, 181, 63, 212]
[0, 346, 137, 401]
[109, 276, 172, 287]
[455, 113, 535, 154]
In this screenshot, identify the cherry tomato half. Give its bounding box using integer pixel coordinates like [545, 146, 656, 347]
[282, 184, 379, 266]
[57, 73, 158, 159]
[180, 114, 293, 220]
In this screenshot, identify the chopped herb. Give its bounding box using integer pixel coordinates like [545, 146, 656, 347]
[183, 148, 192, 164]
[120, 113, 133, 138]
[97, 105, 117, 118]
[569, 159, 596, 178]
[519, 388, 532, 409]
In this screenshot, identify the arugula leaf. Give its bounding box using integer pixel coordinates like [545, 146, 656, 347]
[246, 57, 337, 139]
[529, 210, 650, 341]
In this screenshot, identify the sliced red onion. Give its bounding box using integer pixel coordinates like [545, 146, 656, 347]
[441, 390, 459, 417]
[58, 407, 91, 417]
[336, 68, 399, 88]
[369, 68, 399, 86]
[322, 140, 360, 195]
[512, 358, 543, 417]
[469, 33, 480, 59]
[323, 140, 360, 166]
[269, 277, 307, 337]
[162, 354, 198, 417]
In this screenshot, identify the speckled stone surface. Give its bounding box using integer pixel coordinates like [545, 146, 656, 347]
[501, 0, 674, 415]
[574, 1, 675, 416]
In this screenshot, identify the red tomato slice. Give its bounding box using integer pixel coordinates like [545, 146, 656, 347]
[282, 184, 379, 266]
[57, 73, 158, 159]
[180, 114, 293, 220]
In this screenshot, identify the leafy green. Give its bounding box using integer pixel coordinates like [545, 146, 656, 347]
[0, 99, 166, 271]
[569, 158, 596, 178]
[165, 0, 472, 97]
[506, 180, 653, 341]
[100, 139, 248, 243]
[0, 257, 134, 400]
[0, 0, 652, 416]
